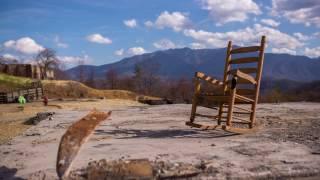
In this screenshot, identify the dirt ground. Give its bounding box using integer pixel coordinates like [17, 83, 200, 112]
[0, 99, 143, 145]
[0, 100, 320, 179]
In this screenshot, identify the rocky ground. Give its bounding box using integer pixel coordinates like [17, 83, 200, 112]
[0, 101, 320, 179]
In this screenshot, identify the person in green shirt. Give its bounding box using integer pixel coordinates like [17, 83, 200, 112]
[18, 95, 26, 104]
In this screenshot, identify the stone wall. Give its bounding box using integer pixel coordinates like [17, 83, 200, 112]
[0, 64, 54, 80]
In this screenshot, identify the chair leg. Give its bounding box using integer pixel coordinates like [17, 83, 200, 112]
[190, 79, 201, 123]
[249, 103, 256, 128]
[190, 95, 198, 122]
[226, 89, 236, 126]
[217, 103, 223, 125]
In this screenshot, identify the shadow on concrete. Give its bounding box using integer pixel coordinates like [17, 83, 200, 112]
[94, 128, 238, 139]
[0, 166, 25, 180]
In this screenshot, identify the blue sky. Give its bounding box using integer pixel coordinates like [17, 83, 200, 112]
[0, 0, 319, 67]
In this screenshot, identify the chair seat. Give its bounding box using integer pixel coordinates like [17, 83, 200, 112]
[199, 93, 254, 103]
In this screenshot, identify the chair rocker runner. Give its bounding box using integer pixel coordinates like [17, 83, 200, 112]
[186, 36, 266, 133]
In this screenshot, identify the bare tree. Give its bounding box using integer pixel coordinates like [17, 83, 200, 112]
[0, 55, 18, 64]
[77, 60, 85, 82]
[118, 75, 135, 90]
[144, 62, 160, 94]
[176, 77, 193, 103]
[36, 48, 60, 79]
[54, 67, 70, 80]
[133, 62, 160, 94]
[85, 69, 96, 88]
[105, 68, 118, 89]
[133, 64, 144, 93]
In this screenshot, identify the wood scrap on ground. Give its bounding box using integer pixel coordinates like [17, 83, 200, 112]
[56, 110, 112, 179]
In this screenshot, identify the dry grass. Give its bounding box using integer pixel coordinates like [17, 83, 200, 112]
[42, 80, 138, 100]
[0, 102, 60, 144]
[0, 73, 33, 92]
[0, 121, 31, 144]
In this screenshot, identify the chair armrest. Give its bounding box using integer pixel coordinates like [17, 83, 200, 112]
[195, 72, 224, 86]
[231, 70, 257, 85]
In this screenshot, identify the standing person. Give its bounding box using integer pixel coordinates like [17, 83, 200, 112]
[18, 95, 26, 111]
[18, 95, 26, 104]
[42, 95, 48, 106]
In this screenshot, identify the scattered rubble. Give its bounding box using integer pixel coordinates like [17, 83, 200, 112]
[24, 112, 55, 125]
[67, 159, 201, 180]
[137, 96, 173, 105]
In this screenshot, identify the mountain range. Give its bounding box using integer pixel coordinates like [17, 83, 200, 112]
[66, 47, 320, 82]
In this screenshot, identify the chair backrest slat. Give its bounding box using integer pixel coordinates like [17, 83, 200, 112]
[229, 57, 259, 64]
[236, 89, 256, 95]
[230, 46, 260, 54]
[227, 78, 255, 85]
[227, 68, 257, 74]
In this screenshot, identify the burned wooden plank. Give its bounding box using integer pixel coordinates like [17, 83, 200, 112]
[56, 110, 112, 179]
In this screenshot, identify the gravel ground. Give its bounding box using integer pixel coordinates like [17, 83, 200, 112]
[256, 103, 320, 152]
[0, 101, 320, 179]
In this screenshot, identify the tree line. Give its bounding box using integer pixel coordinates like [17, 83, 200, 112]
[78, 62, 194, 103]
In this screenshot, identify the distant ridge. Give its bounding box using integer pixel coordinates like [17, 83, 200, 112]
[66, 47, 320, 82]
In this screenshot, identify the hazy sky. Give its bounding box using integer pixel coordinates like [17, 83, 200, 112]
[0, 0, 319, 67]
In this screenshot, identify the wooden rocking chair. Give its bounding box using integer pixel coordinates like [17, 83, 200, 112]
[186, 36, 266, 133]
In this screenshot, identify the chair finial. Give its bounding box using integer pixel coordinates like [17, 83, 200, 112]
[261, 36, 266, 43]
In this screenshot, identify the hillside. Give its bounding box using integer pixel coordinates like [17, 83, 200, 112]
[66, 47, 320, 82]
[0, 73, 138, 100]
[0, 73, 33, 92]
[42, 80, 137, 99]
